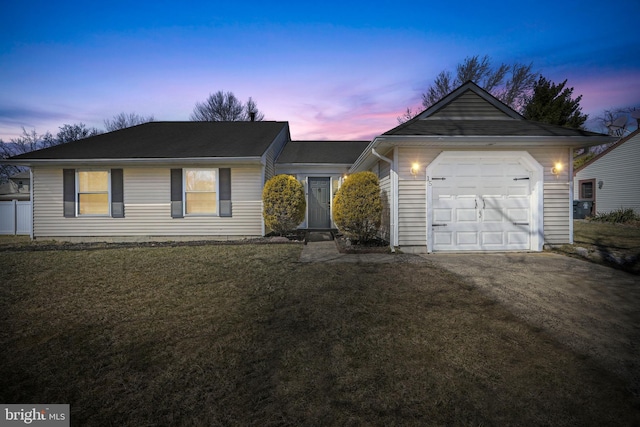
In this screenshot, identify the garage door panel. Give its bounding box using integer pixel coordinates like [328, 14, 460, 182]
[457, 232, 478, 245]
[434, 231, 453, 246]
[483, 208, 503, 222]
[457, 164, 480, 177]
[508, 231, 529, 246]
[481, 232, 504, 245]
[456, 209, 478, 222]
[434, 209, 452, 222]
[507, 208, 529, 222]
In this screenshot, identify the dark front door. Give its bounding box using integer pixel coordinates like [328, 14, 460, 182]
[308, 177, 331, 228]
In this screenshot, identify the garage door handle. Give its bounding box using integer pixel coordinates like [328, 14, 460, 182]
[513, 222, 529, 226]
[432, 223, 448, 227]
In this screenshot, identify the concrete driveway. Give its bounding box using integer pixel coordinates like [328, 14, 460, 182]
[424, 252, 640, 397]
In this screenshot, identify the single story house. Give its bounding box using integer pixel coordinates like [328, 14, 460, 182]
[6, 121, 290, 240]
[6, 81, 614, 252]
[573, 128, 640, 216]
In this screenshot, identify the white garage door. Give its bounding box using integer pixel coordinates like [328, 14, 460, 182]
[427, 152, 538, 252]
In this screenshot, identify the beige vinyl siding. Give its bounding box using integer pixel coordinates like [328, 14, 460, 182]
[33, 166, 264, 238]
[574, 133, 640, 214]
[527, 147, 572, 244]
[397, 147, 439, 247]
[394, 146, 573, 248]
[263, 127, 289, 182]
[429, 90, 510, 119]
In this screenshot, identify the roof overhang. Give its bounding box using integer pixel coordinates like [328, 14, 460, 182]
[350, 134, 617, 172]
[3, 156, 265, 167]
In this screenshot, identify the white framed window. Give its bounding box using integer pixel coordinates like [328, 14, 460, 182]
[77, 170, 110, 215]
[184, 168, 218, 215]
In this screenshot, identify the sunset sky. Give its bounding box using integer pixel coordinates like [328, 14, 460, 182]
[1, 0, 639, 142]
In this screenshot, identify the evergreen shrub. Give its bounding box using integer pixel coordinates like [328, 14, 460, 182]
[333, 171, 382, 242]
[262, 175, 306, 235]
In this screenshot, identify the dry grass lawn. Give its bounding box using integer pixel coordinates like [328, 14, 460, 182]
[1, 241, 639, 425]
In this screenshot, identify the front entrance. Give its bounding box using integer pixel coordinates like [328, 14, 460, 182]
[426, 151, 543, 252]
[308, 177, 331, 228]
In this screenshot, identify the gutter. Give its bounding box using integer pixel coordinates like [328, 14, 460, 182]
[3, 157, 265, 167]
[371, 148, 396, 253]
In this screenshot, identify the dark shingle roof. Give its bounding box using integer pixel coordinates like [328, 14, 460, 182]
[276, 141, 370, 164]
[10, 121, 289, 160]
[384, 119, 607, 137]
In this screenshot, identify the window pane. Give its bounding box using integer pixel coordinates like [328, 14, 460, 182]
[581, 182, 593, 199]
[185, 169, 215, 191]
[78, 171, 108, 192]
[79, 193, 109, 214]
[186, 192, 216, 214]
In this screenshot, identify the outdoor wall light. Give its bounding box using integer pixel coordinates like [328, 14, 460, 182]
[551, 162, 563, 176]
[410, 163, 420, 176]
[598, 180, 604, 189]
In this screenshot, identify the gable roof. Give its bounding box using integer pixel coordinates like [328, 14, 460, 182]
[276, 141, 370, 164]
[574, 128, 640, 174]
[350, 81, 616, 172]
[8, 121, 290, 163]
[384, 81, 605, 138]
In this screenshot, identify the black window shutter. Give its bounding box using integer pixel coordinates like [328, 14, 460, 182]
[219, 168, 232, 217]
[170, 168, 183, 218]
[111, 169, 124, 218]
[63, 169, 76, 217]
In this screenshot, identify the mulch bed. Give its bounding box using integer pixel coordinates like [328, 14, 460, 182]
[333, 233, 391, 254]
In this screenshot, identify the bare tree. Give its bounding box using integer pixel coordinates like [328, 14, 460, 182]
[56, 123, 102, 143]
[399, 55, 538, 123]
[593, 106, 640, 135]
[190, 91, 264, 121]
[104, 112, 155, 131]
[0, 127, 45, 182]
[245, 97, 265, 121]
[0, 124, 101, 182]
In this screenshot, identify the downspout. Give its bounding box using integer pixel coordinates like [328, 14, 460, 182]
[29, 168, 34, 240]
[569, 148, 574, 244]
[372, 148, 396, 253]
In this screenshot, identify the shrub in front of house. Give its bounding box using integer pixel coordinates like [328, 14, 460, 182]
[333, 171, 382, 243]
[590, 207, 640, 224]
[262, 174, 306, 235]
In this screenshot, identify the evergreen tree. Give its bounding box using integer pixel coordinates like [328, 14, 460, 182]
[522, 77, 587, 129]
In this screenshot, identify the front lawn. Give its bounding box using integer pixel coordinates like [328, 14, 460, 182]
[1, 242, 638, 425]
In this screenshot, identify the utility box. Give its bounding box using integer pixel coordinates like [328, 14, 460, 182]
[573, 200, 593, 219]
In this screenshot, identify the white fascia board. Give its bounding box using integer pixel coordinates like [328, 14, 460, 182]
[350, 134, 615, 172]
[4, 157, 265, 167]
[276, 163, 354, 167]
[375, 135, 616, 147]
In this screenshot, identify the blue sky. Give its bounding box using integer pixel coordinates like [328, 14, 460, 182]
[1, 0, 639, 141]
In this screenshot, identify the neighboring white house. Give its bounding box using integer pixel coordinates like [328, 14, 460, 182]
[5, 82, 615, 251]
[573, 128, 640, 216]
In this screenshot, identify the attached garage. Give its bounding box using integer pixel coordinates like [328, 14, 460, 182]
[349, 81, 615, 253]
[426, 151, 543, 252]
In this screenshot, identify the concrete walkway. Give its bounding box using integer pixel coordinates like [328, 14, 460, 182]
[299, 233, 425, 264]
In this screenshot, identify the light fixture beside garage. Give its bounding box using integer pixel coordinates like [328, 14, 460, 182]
[410, 162, 420, 177]
[551, 162, 563, 176]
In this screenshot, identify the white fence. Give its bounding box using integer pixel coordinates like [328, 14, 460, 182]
[0, 200, 32, 235]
